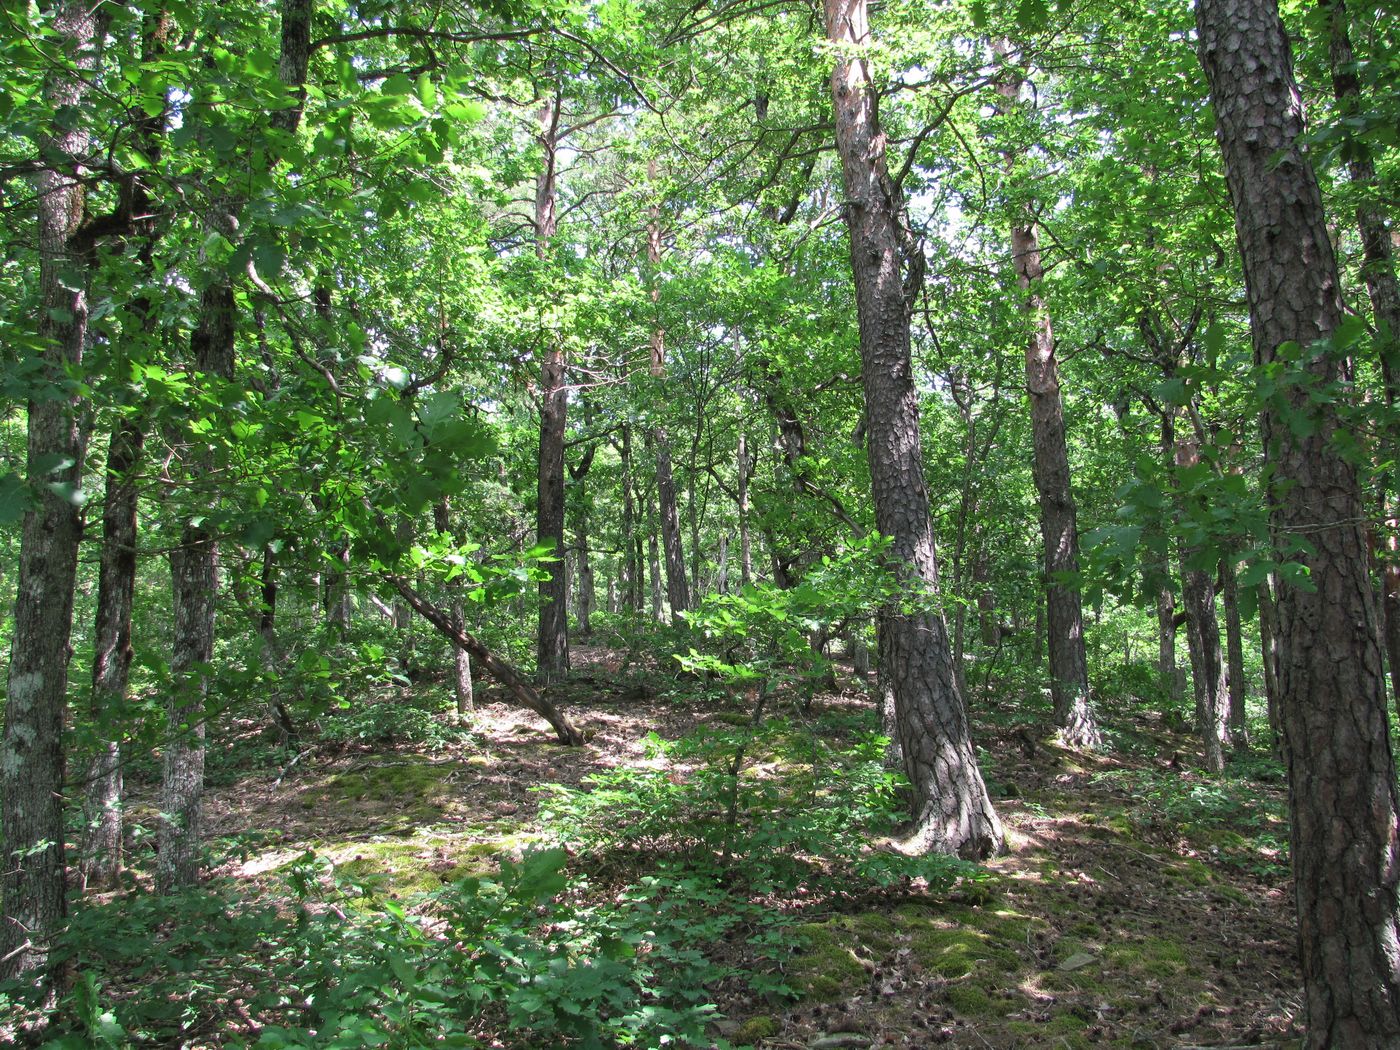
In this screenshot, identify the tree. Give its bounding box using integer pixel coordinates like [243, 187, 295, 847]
[1, 0, 99, 979]
[824, 0, 1002, 858]
[1195, 0, 1400, 1042]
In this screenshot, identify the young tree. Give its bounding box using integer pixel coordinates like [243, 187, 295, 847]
[824, 0, 1002, 858]
[1196, 0, 1400, 1041]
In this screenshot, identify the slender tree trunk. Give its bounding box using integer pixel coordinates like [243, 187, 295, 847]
[535, 90, 569, 684]
[618, 425, 640, 611]
[1325, 0, 1400, 711]
[825, 0, 1001, 858]
[81, 418, 146, 890]
[1196, 2, 1400, 1041]
[1222, 556, 1250, 751]
[1257, 577, 1282, 750]
[1175, 427, 1229, 773]
[646, 484, 663, 621]
[1156, 582, 1180, 701]
[646, 161, 690, 618]
[994, 48, 1098, 748]
[738, 432, 753, 586]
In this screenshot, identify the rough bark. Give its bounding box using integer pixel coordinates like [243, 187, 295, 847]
[535, 90, 569, 684]
[825, 0, 1002, 858]
[1325, 0, 1400, 711]
[2, 0, 98, 976]
[994, 48, 1098, 748]
[80, 417, 146, 890]
[1196, 1, 1400, 1042]
[390, 580, 582, 744]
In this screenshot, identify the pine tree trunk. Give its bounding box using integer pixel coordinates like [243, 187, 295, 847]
[825, 0, 1001, 858]
[2, 0, 98, 976]
[535, 91, 569, 684]
[1196, 1, 1400, 1040]
[994, 45, 1098, 749]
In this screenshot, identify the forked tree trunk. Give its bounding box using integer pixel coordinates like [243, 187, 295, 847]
[993, 43, 1099, 749]
[535, 89, 569, 684]
[1196, 1, 1400, 1041]
[2, 0, 98, 977]
[825, 0, 1001, 858]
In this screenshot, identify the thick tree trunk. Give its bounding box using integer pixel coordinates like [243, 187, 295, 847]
[1222, 557, 1250, 751]
[2, 0, 98, 976]
[81, 418, 146, 890]
[1196, 2, 1400, 1042]
[1325, 0, 1400, 711]
[535, 91, 569, 684]
[825, 0, 1001, 858]
[994, 46, 1099, 749]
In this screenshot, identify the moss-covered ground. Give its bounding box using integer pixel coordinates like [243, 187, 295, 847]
[193, 647, 1300, 1049]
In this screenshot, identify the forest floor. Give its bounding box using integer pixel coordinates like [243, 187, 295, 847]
[196, 645, 1301, 1049]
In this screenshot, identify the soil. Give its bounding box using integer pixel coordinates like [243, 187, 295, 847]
[201, 644, 1302, 1049]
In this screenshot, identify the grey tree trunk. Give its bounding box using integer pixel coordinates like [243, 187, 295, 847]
[646, 483, 663, 621]
[535, 91, 569, 684]
[738, 433, 753, 586]
[994, 44, 1099, 749]
[1196, 0, 1400, 1041]
[1257, 577, 1282, 750]
[2, 0, 98, 977]
[81, 418, 146, 890]
[433, 500, 474, 717]
[1156, 582, 1180, 701]
[825, 0, 1002, 858]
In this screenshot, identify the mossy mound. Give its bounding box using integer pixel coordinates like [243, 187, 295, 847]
[327, 830, 538, 899]
[297, 757, 456, 830]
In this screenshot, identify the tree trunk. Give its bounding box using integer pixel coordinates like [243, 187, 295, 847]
[1175, 429, 1228, 774]
[1325, 0, 1400, 712]
[738, 432, 753, 586]
[535, 90, 569, 684]
[1221, 556, 1250, 751]
[2, 0, 98, 976]
[1156, 582, 1181, 701]
[646, 481, 664, 621]
[994, 44, 1099, 748]
[618, 425, 641, 612]
[81, 418, 146, 890]
[433, 499, 474, 716]
[825, 0, 1002, 858]
[1196, 1, 1400, 1041]
[1257, 577, 1282, 751]
[646, 162, 690, 618]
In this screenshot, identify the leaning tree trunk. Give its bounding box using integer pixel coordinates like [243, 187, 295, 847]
[1196, 1, 1400, 1042]
[81, 417, 146, 890]
[535, 89, 569, 684]
[1325, 0, 1400, 711]
[2, 0, 98, 978]
[993, 44, 1099, 748]
[825, 0, 1001, 858]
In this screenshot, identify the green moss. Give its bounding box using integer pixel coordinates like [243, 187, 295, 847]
[788, 923, 870, 1001]
[733, 1015, 779, 1043]
[945, 984, 995, 1017]
[298, 757, 455, 831]
[1104, 936, 1189, 980]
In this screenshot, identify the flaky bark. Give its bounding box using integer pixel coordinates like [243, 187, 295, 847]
[825, 0, 1001, 858]
[1196, 1, 1400, 1042]
[993, 43, 1098, 748]
[2, 0, 98, 977]
[535, 90, 569, 684]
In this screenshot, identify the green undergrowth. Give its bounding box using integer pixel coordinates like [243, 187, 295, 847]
[296, 755, 459, 832]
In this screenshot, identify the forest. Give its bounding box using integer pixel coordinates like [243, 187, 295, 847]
[2, 0, 1399, 1045]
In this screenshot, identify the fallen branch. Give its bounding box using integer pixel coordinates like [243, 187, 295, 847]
[384, 576, 585, 746]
